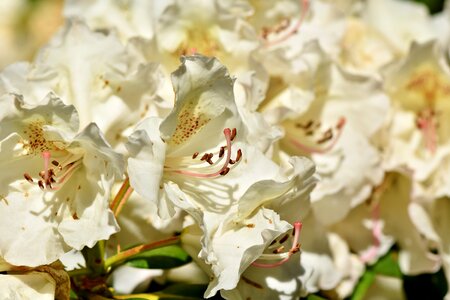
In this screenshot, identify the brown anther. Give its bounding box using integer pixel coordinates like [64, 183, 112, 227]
[39, 171, 46, 179]
[235, 149, 242, 162]
[200, 153, 209, 161]
[51, 160, 59, 166]
[273, 246, 285, 254]
[219, 146, 225, 158]
[24, 173, 33, 183]
[229, 159, 235, 165]
[261, 27, 269, 39]
[279, 234, 289, 244]
[48, 169, 55, 177]
[206, 153, 214, 165]
[316, 129, 333, 144]
[230, 128, 237, 141]
[38, 180, 45, 190]
[305, 130, 314, 136]
[45, 179, 52, 189]
[192, 152, 199, 159]
[270, 239, 277, 246]
[296, 120, 313, 130]
[220, 167, 230, 176]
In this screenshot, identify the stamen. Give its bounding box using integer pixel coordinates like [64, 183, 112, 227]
[272, 246, 285, 254]
[192, 152, 199, 159]
[416, 108, 438, 154]
[24, 153, 83, 191]
[235, 149, 242, 162]
[219, 147, 225, 158]
[38, 180, 45, 190]
[23, 173, 33, 183]
[295, 120, 313, 130]
[171, 128, 238, 178]
[290, 117, 346, 154]
[262, 0, 310, 47]
[251, 221, 302, 268]
[279, 234, 289, 244]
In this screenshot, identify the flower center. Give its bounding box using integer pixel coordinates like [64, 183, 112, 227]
[287, 117, 346, 154]
[23, 150, 83, 191]
[260, 0, 309, 47]
[416, 108, 438, 154]
[165, 128, 241, 178]
[20, 119, 82, 191]
[251, 221, 302, 268]
[401, 65, 450, 153]
[175, 28, 220, 57]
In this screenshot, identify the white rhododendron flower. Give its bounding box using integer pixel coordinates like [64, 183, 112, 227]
[0, 19, 164, 149]
[128, 54, 317, 297]
[333, 174, 440, 274]
[382, 41, 450, 200]
[64, 0, 169, 41]
[2, 0, 450, 298]
[264, 52, 388, 225]
[338, 0, 435, 75]
[0, 93, 123, 266]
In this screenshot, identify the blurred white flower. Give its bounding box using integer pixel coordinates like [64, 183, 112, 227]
[338, 0, 436, 75]
[0, 19, 164, 149]
[382, 41, 450, 200]
[64, 0, 169, 41]
[0, 93, 123, 266]
[264, 52, 388, 225]
[128, 54, 316, 297]
[333, 173, 440, 275]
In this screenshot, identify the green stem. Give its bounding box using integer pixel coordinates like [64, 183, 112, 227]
[82, 240, 106, 275]
[67, 267, 92, 277]
[105, 236, 180, 269]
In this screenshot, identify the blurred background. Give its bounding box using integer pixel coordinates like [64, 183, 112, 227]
[0, 0, 446, 70]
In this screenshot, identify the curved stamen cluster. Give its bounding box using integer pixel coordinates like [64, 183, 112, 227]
[261, 0, 310, 47]
[23, 150, 82, 191]
[251, 221, 302, 268]
[167, 128, 242, 178]
[416, 108, 438, 154]
[289, 117, 346, 154]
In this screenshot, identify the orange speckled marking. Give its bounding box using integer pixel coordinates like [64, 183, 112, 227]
[22, 119, 54, 154]
[170, 101, 211, 145]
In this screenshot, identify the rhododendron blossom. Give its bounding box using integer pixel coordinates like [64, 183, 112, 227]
[0, 93, 123, 266]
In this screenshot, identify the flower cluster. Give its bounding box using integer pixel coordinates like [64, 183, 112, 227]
[1, 0, 450, 299]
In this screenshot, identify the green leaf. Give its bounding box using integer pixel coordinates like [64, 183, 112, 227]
[371, 251, 402, 278]
[69, 289, 79, 300]
[350, 271, 376, 300]
[125, 245, 192, 269]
